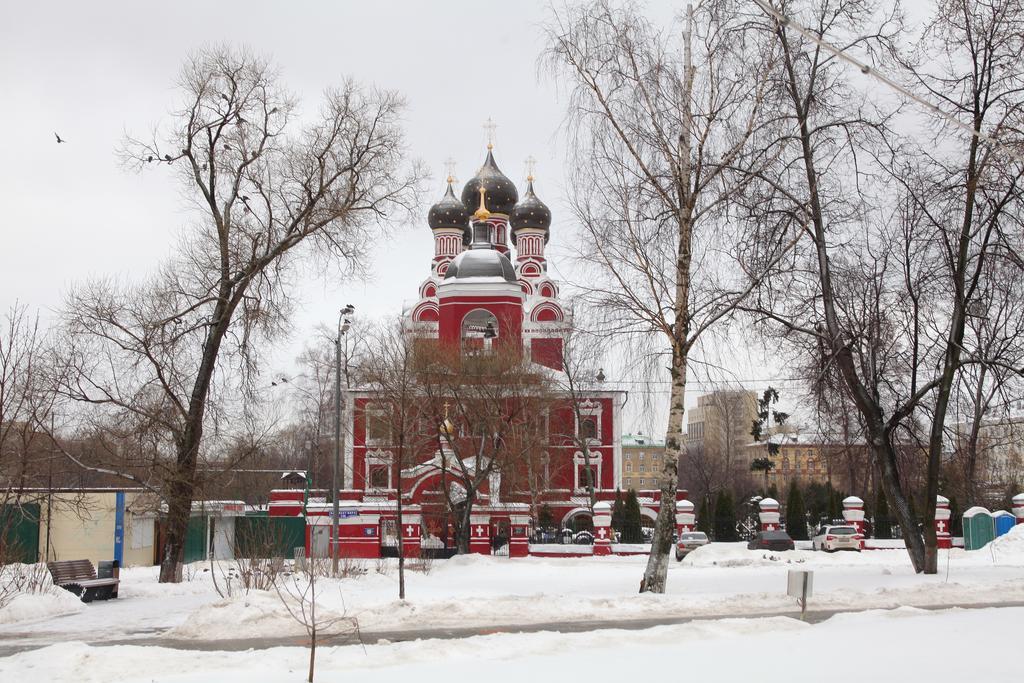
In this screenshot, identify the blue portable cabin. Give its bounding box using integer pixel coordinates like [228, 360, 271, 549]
[993, 510, 1016, 538]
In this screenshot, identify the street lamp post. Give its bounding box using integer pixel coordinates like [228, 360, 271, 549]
[332, 304, 355, 577]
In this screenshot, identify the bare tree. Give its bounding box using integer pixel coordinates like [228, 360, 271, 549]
[419, 345, 554, 554]
[56, 46, 421, 582]
[543, 0, 791, 593]
[0, 304, 61, 563]
[292, 320, 371, 487]
[679, 443, 726, 509]
[274, 564, 356, 683]
[551, 316, 609, 510]
[742, 0, 1024, 574]
[361, 320, 435, 599]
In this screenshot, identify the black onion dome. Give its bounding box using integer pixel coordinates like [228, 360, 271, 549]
[509, 179, 552, 239]
[427, 181, 469, 230]
[461, 149, 518, 216]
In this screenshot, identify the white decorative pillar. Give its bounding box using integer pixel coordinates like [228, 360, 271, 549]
[842, 495, 866, 549]
[1013, 493, 1024, 526]
[935, 495, 952, 549]
[759, 498, 781, 531]
[593, 502, 612, 555]
[676, 499, 696, 536]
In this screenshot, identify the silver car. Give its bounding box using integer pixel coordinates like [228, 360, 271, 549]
[812, 525, 861, 552]
[675, 531, 709, 560]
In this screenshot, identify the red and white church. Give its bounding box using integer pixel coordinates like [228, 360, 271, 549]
[271, 144, 694, 558]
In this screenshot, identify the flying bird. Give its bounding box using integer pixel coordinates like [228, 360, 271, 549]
[54, 132, 66, 143]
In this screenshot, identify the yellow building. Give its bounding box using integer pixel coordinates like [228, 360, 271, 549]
[745, 435, 869, 492]
[620, 433, 667, 491]
[32, 489, 159, 567]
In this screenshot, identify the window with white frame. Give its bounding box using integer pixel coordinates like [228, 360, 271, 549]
[365, 449, 392, 490]
[575, 400, 603, 445]
[365, 404, 391, 445]
[368, 465, 389, 489]
[573, 450, 602, 492]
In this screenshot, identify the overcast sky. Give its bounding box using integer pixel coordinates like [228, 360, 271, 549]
[2, 1, 927, 434]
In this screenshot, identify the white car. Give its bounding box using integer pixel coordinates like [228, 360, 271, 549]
[675, 531, 709, 560]
[812, 525, 861, 552]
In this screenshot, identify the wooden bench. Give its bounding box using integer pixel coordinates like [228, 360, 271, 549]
[47, 559, 120, 602]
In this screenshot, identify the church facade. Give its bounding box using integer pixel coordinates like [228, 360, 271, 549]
[274, 145, 669, 558]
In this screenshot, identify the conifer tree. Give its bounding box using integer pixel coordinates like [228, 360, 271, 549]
[714, 490, 738, 542]
[786, 480, 808, 540]
[538, 504, 555, 531]
[697, 496, 713, 535]
[611, 489, 625, 533]
[623, 489, 643, 543]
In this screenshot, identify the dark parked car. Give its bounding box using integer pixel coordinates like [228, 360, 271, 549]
[747, 530, 795, 551]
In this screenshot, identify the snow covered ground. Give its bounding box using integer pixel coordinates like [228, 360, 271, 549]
[1, 606, 1018, 682]
[2, 526, 1022, 648]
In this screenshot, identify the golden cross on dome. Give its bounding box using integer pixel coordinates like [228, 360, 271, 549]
[444, 157, 457, 184]
[483, 117, 497, 150]
[524, 155, 537, 182]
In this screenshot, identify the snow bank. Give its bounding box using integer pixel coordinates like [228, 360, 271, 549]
[0, 589, 83, 625]
[7, 545, 1024, 646]
[986, 524, 1024, 563]
[680, 542, 886, 568]
[4, 607, 1023, 683]
[169, 591, 316, 639]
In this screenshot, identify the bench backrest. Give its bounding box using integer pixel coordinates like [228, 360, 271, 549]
[47, 560, 98, 584]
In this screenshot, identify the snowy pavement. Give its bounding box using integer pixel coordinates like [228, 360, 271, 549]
[1, 606, 1018, 682]
[2, 529, 1022, 652]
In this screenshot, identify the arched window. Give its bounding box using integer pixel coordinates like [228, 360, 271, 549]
[461, 309, 498, 356]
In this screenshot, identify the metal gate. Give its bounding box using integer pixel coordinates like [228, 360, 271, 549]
[310, 526, 330, 558]
[380, 519, 400, 558]
[491, 520, 510, 557]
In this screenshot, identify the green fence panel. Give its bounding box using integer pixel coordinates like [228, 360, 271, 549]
[1, 503, 41, 563]
[184, 515, 208, 563]
[234, 516, 305, 558]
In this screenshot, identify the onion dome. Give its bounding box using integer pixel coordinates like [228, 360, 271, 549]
[443, 189, 517, 283]
[427, 177, 469, 231]
[444, 247, 517, 283]
[509, 178, 552, 241]
[461, 148, 518, 216]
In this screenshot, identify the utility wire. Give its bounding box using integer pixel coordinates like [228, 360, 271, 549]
[749, 0, 1007, 149]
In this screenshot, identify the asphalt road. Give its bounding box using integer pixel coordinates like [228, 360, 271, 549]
[3, 599, 1023, 657]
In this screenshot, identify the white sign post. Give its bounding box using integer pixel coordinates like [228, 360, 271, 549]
[787, 570, 813, 619]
